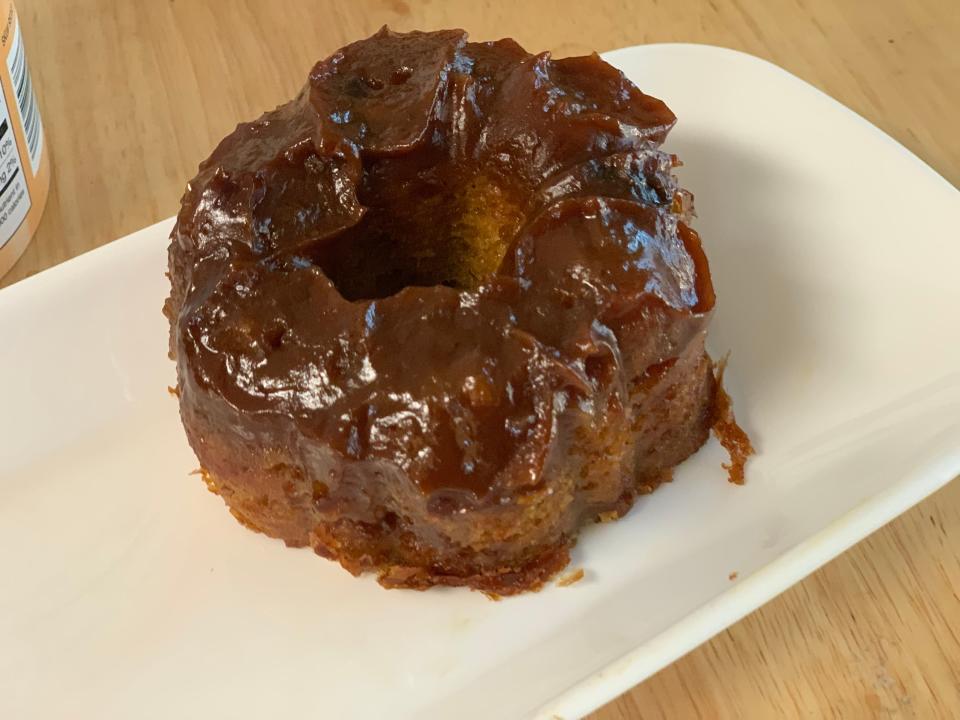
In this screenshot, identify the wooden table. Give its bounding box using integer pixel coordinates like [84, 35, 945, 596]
[8, 0, 958, 716]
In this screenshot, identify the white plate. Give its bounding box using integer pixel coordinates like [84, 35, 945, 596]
[2, 43, 959, 720]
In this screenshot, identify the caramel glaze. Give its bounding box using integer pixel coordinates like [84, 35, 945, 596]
[166, 28, 743, 594]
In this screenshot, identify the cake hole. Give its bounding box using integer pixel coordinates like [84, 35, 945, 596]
[315, 172, 522, 301]
[263, 321, 288, 350]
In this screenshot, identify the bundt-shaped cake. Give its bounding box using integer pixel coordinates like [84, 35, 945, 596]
[165, 27, 749, 595]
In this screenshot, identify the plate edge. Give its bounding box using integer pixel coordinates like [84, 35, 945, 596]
[534, 442, 960, 719]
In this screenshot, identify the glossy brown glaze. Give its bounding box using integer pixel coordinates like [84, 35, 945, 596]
[166, 28, 741, 594]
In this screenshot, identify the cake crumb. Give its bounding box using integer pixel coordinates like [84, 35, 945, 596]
[190, 467, 219, 494]
[483, 591, 503, 602]
[596, 510, 619, 523]
[729, 571, 738, 581]
[167, 385, 180, 397]
[557, 568, 585, 587]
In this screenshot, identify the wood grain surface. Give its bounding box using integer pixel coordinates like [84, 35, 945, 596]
[6, 1, 958, 717]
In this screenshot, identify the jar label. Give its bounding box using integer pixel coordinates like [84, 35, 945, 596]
[0, 0, 50, 278]
[0, 33, 32, 248]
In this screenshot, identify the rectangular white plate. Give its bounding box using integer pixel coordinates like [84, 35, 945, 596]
[2, 44, 959, 720]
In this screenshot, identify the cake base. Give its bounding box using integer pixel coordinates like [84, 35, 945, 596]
[183, 346, 717, 596]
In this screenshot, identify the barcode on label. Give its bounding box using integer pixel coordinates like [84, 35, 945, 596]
[6, 17, 42, 174]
